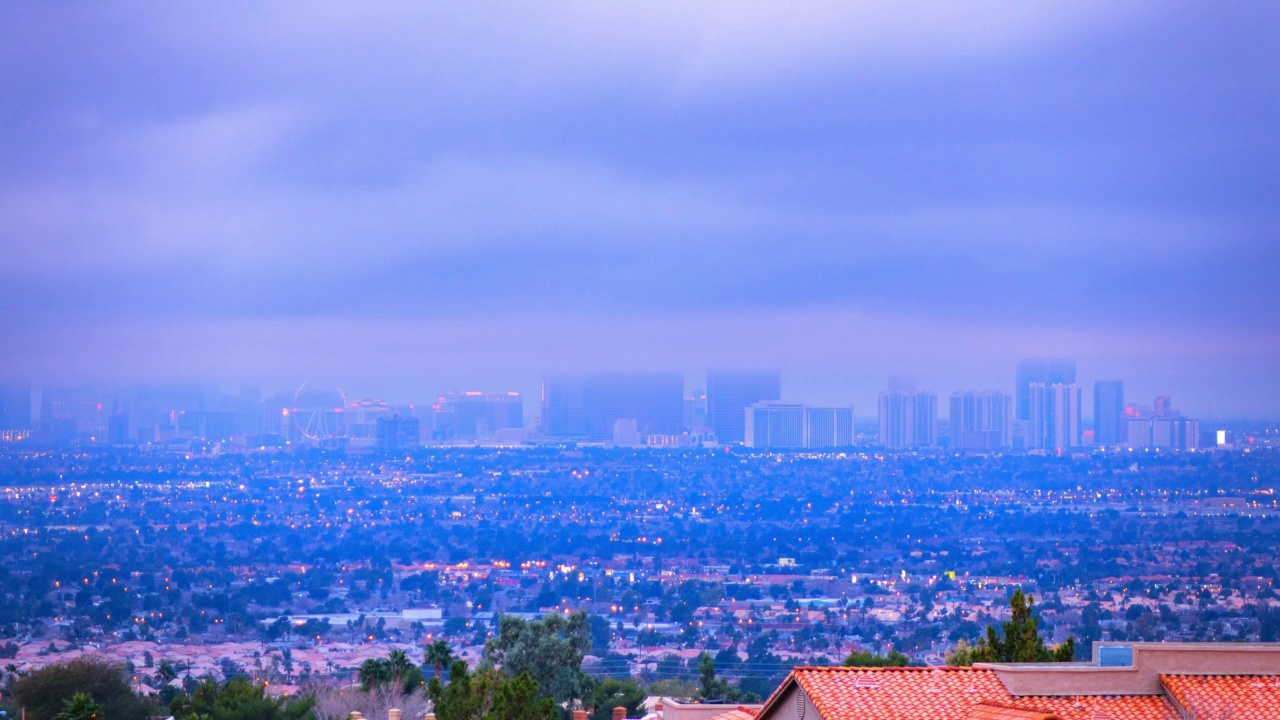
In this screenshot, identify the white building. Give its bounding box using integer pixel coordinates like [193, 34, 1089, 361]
[745, 403, 853, 449]
[877, 391, 937, 448]
[949, 390, 1012, 449]
[1029, 383, 1081, 451]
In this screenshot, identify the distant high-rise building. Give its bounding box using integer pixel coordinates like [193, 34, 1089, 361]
[433, 391, 524, 440]
[878, 390, 937, 448]
[612, 418, 642, 447]
[683, 389, 708, 432]
[1016, 359, 1076, 421]
[746, 403, 805, 448]
[540, 372, 683, 441]
[1093, 380, 1125, 446]
[127, 385, 206, 442]
[1154, 416, 1198, 450]
[232, 387, 275, 438]
[1029, 383, 1082, 451]
[914, 391, 938, 447]
[0, 384, 31, 430]
[41, 386, 116, 440]
[1127, 395, 1198, 450]
[950, 391, 1012, 450]
[879, 392, 914, 448]
[706, 369, 781, 444]
[803, 406, 856, 448]
[107, 412, 130, 445]
[376, 414, 420, 451]
[745, 402, 853, 449]
[346, 399, 395, 440]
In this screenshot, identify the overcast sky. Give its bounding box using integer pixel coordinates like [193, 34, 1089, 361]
[2, 2, 1278, 417]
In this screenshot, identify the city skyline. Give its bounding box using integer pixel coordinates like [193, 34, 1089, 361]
[0, 364, 1236, 431]
[1, 4, 1277, 418]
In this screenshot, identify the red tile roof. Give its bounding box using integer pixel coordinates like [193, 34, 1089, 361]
[758, 667, 1181, 720]
[1010, 696, 1179, 720]
[968, 702, 1058, 720]
[781, 667, 1016, 720]
[1161, 674, 1280, 720]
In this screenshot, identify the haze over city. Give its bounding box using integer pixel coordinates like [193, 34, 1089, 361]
[2, 3, 1279, 417]
[6, 5, 1280, 720]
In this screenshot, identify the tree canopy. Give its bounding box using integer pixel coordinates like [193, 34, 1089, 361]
[483, 612, 591, 705]
[358, 650, 426, 694]
[428, 659, 557, 720]
[949, 590, 1076, 665]
[694, 653, 760, 703]
[842, 649, 910, 667]
[586, 678, 645, 720]
[12, 657, 147, 720]
[54, 693, 101, 720]
[426, 640, 455, 679]
[169, 677, 314, 720]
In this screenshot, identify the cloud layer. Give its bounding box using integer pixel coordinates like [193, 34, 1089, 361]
[2, 2, 1278, 414]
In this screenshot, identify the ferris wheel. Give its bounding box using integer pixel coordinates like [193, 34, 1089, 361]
[290, 383, 348, 443]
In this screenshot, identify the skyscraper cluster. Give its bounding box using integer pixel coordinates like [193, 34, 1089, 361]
[0, 361, 1208, 452]
[873, 360, 1201, 452]
[539, 372, 685, 441]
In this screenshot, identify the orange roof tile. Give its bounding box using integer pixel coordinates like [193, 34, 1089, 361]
[756, 667, 1181, 720]
[968, 702, 1058, 719]
[1160, 674, 1280, 720]
[787, 666, 1015, 720]
[1010, 696, 1179, 720]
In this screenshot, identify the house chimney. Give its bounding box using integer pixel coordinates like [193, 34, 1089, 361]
[573, 711, 588, 720]
[613, 706, 626, 720]
[389, 710, 402, 720]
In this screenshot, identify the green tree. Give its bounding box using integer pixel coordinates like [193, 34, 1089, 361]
[428, 661, 557, 720]
[697, 653, 721, 699]
[359, 658, 392, 691]
[842, 649, 909, 667]
[944, 639, 976, 667]
[55, 693, 101, 720]
[486, 672, 557, 720]
[586, 678, 644, 720]
[483, 612, 591, 706]
[387, 649, 414, 687]
[428, 660, 498, 720]
[13, 657, 147, 720]
[955, 590, 1076, 664]
[169, 677, 314, 720]
[426, 640, 454, 679]
[693, 653, 758, 703]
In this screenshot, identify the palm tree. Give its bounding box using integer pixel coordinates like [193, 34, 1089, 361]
[425, 640, 453, 680]
[386, 649, 413, 687]
[55, 692, 101, 720]
[358, 658, 390, 691]
[157, 659, 177, 685]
